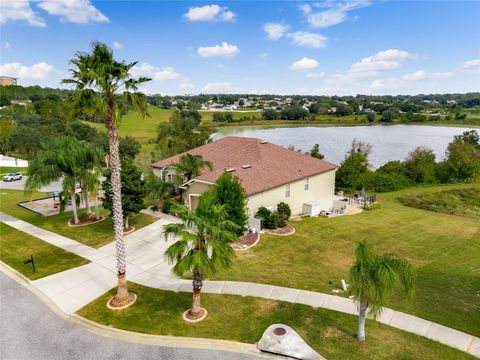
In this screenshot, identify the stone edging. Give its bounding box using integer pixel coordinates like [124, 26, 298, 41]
[263, 225, 295, 236]
[234, 233, 261, 251]
[68, 216, 106, 227]
[0, 261, 273, 359]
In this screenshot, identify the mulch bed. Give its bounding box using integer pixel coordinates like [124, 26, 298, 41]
[123, 226, 136, 235]
[233, 232, 260, 250]
[68, 216, 105, 227]
[263, 224, 295, 236]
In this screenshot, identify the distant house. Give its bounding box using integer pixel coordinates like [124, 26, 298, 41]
[152, 136, 337, 223]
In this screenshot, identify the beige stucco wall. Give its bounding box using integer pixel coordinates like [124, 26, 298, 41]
[246, 170, 336, 217]
[171, 169, 336, 217]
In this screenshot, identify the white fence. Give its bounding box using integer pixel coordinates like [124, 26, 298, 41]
[0, 155, 28, 168]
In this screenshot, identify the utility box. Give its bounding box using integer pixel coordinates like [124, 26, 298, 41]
[303, 201, 321, 217]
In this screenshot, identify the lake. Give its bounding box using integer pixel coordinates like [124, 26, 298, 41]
[213, 124, 478, 168]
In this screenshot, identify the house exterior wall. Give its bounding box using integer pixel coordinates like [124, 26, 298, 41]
[182, 169, 336, 218]
[152, 166, 177, 183]
[246, 170, 336, 217]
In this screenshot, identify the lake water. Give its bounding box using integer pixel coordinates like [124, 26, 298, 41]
[213, 125, 478, 168]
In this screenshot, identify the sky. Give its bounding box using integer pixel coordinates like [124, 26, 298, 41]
[1, 0, 479, 96]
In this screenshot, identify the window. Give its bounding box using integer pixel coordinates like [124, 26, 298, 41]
[304, 177, 309, 191]
[167, 173, 174, 183]
[285, 184, 290, 198]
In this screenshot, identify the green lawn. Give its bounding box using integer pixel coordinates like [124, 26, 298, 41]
[398, 187, 480, 218]
[199, 110, 262, 122]
[0, 166, 28, 175]
[78, 283, 475, 360]
[82, 106, 174, 143]
[213, 183, 480, 337]
[0, 222, 88, 280]
[0, 189, 157, 248]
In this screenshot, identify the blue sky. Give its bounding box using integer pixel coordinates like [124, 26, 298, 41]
[1, 0, 479, 95]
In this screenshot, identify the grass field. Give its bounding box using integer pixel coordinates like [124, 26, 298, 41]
[213, 183, 480, 337]
[0, 222, 88, 279]
[399, 187, 480, 218]
[199, 110, 262, 123]
[0, 189, 157, 248]
[78, 282, 474, 360]
[82, 106, 174, 143]
[0, 166, 28, 175]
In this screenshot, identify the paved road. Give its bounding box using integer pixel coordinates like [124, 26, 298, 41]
[0, 177, 62, 192]
[0, 272, 262, 360]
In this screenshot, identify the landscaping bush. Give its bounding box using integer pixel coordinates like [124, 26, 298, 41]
[255, 206, 279, 229]
[364, 172, 411, 192]
[276, 202, 291, 227]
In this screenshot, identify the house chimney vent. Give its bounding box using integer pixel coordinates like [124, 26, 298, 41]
[241, 164, 252, 169]
[226, 167, 236, 172]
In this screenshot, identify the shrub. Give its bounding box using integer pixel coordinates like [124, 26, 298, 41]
[276, 202, 291, 227]
[364, 172, 411, 192]
[255, 206, 279, 229]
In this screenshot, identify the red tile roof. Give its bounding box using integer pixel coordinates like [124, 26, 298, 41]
[151, 136, 337, 196]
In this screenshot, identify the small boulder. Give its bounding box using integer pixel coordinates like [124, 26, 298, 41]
[257, 324, 325, 360]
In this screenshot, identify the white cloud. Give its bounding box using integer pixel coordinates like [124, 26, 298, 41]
[287, 31, 327, 48]
[4, 42, 11, 49]
[263, 22, 289, 40]
[290, 57, 319, 71]
[179, 81, 195, 90]
[184, 4, 235, 22]
[37, 0, 109, 24]
[306, 72, 325, 79]
[463, 59, 480, 69]
[302, 0, 370, 28]
[351, 49, 414, 73]
[0, 0, 46, 27]
[370, 79, 386, 89]
[0, 62, 61, 85]
[202, 82, 245, 93]
[130, 63, 180, 81]
[197, 42, 240, 58]
[402, 70, 453, 81]
[112, 41, 123, 49]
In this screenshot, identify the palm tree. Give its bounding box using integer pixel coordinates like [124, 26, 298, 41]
[175, 153, 213, 183]
[146, 174, 173, 212]
[80, 167, 102, 220]
[349, 241, 414, 341]
[163, 193, 237, 321]
[26, 136, 102, 225]
[63, 42, 150, 308]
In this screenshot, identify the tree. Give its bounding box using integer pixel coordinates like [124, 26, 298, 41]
[455, 130, 480, 149]
[175, 153, 213, 183]
[26, 136, 102, 225]
[103, 160, 147, 229]
[438, 138, 480, 183]
[146, 174, 173, 212]
[309, 144, 324, 159]
[210, 172, 248, 236]
[336, 139, 372, 190]
[350, 241, 414, 341]
[366, 112, 375, 123]
[404, 146, 437, 183]
[262, 108, 278, 120]
[381, 108, 399, 122]
[163, 193, 237, 320]
[63, 42, 150, 308]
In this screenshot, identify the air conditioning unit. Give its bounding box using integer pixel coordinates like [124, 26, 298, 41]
[303, 201, 321, 216]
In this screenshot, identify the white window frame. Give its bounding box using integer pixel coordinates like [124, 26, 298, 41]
[304, 177, 309, 191]
[285, 183, 291, 198]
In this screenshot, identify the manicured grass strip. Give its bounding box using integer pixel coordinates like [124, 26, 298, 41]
[0, 166, 28, 175]
[0, 190, 157, 248]
[0, 222, 89, 280]
[398, 188, 480, 218]
[214, 183, 480, 337]
[78, 283, 475, 360]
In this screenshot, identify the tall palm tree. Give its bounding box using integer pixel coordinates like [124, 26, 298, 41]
[26, 136, 102, 225]
[163, 193, 237, 320]
[80, 167, 102, 220]
[63, 42, 150, 308]
[175, 153, 213, 183]
[349, 241, 414, 341]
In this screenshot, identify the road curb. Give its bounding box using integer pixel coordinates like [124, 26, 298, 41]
[0, 261, 275, 359]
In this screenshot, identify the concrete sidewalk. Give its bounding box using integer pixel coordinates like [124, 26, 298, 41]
[1, 211, 479, 357]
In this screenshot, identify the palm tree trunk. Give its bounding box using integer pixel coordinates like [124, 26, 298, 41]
[124, 215, 129, 230]
[70, 191, 79, 224]
[83, 187, 91, 214]
[107, 120, 130, 304]
[157, 197, 164, 212]
[357, 300, 368, 341]
[94, 196, 100, 220]
[191, 271, 203, 317]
